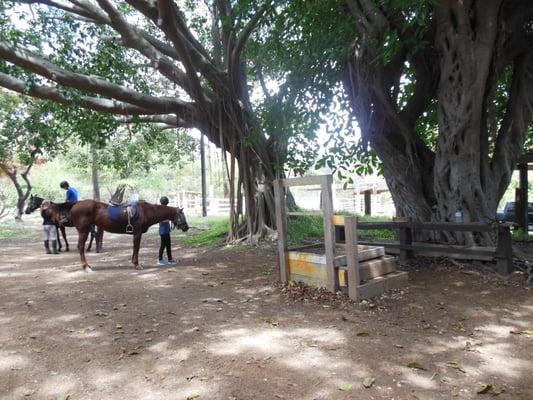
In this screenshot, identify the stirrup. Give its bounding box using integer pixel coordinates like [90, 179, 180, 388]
[125, 205, 134, 233]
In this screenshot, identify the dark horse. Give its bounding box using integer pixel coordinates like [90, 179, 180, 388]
[70, 200, 189, 270]
[25, 195, 99, 252]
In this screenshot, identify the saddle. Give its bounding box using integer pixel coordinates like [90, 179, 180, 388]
[107, 202, 139, 233]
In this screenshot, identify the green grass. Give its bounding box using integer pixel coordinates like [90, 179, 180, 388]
[174, 216, 229, 248]
[512, 230, 533, 242]
[172, 212, 396, 248]
[286, 211, 394, 246]
[0, 215, 41, 241]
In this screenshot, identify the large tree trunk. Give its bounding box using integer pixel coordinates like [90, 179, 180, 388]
[202, 103, 279, 242]
[343, 1, 533, 244]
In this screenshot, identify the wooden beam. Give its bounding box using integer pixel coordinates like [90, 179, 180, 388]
[282, 175, 327, 187]
[344, 216, 360, 301]
[517, 163, 529, 233]
[364, 190, 371, 215]
[321, 175, 337, 293]
[517, 152, 533, 164]
[274, 179, 289, 284]
[287, 211, 323, 217]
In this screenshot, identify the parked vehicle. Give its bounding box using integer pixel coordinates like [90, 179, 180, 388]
[496, 202, 533, 225]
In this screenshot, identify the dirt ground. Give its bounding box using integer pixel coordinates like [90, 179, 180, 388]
[0, 225, 532, 400]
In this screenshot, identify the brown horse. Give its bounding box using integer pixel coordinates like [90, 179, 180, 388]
[71, 200, 189, 270]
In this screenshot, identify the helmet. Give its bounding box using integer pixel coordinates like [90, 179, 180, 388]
[160, 196, 169, 205]
[60, 181, 69, 189]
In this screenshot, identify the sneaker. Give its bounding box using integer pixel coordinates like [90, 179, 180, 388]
[157, 259, 167, 266]
[167, 259, 177, 264]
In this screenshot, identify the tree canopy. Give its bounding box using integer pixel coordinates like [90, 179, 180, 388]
[0, 0, 532, 240]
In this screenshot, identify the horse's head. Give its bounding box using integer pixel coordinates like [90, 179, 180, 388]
[173, 208, 189, 232]
[41, 201, 60, 221]
[25, 195, 43, 214]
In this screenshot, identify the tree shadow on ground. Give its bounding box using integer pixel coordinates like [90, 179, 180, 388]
[0, 230, 532, 400]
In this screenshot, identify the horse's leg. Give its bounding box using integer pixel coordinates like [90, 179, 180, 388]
[132, 232, 142, 270]
[56, 225, 62, 252]
[96, 228, 103, 253]
[77, 230, 91, 270]
[86, 227, 94, 252]
[61, 226, 69, 251]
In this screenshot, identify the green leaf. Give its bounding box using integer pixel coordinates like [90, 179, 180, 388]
[338, 384, 353, 392]
[407, 362, 426, 370]
[362, 377, 375, 388]
[356, 331, 371, 337]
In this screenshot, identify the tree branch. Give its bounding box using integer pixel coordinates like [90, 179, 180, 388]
[0, 72, 163, 115]
[95, 0, 193, 92]
[0, 41, 192, 115]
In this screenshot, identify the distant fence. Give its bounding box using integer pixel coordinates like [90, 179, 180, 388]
[169, 194, 234, 216]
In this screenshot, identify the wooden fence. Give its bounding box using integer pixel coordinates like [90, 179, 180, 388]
[332, 216, 514, 275]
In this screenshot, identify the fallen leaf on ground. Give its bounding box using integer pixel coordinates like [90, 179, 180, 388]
[356, 331, 371, 337]
[407, 362, 426, 370]
[446, 361, 466, 373]
[362, 377, 375, 388]
[263, 318, 279, 327]
[510, 329, 533, 335]
[56, 394, 70, 400]
[186, 393, 200, 400]
[338, 384, 353, 392]
[94, 310, 108, 317]
[477, 383, 505, 395]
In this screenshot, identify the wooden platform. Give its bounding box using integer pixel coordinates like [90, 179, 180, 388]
[287, 243, 407, 298]
[275, 175, 409, 301]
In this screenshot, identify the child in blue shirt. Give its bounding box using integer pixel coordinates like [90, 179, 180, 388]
[60, 181, 78, 203]
[158, 196, 176, 265]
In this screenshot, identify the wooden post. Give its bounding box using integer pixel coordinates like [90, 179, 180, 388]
[274, 179, 289, 284]
[364, 190, 371, 215]
[518, 163, 528, 233]
[200, 132, 207, 217]
[395, 217, 413, 262]
[321, 175, 337, 293]
[495, 224, 513, 275]
[345, 216, 360, 300]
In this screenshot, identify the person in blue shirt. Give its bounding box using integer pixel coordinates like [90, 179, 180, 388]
[60, 181, 78, 203]
[158, 196, 176, 266]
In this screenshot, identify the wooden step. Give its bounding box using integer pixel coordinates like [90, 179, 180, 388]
[338, 255, 397, 282]
[357, 271, 408, 300]
[287, 244, 385, 267]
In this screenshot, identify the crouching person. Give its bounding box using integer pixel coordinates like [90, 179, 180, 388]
[41, 202, 58, 255]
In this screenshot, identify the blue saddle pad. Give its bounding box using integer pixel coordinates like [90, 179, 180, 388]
[107, 202, 139, 223]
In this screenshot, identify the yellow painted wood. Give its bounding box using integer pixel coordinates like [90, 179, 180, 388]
[332, 214, 345, 226]
[288, 258, 348, 287]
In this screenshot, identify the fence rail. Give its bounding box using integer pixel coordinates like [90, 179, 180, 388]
[334, 218, 514, 275]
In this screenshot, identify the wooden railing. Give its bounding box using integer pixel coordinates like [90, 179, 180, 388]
[333, 217, 514, 275]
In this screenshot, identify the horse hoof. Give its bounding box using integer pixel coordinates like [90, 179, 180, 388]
[134, 265, 143, 270]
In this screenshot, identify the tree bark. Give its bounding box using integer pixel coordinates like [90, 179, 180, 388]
[343, 0, 533, 243]
[90, 144, 101, 201]
[0, 163, 33, 220]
